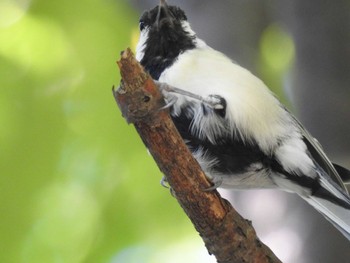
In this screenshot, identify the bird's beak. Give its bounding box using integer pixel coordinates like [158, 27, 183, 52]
[159, 0, 167, 7]
[156, 0, 173, 30]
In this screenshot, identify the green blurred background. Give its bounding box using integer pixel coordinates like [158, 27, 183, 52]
[1, 0, 350, 263]
[0, 0, 197, 262]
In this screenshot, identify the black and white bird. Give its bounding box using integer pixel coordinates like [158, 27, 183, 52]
[135, 0, 350, 240]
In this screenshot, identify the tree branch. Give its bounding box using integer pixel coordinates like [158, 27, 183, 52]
[113, 48, 281, 263]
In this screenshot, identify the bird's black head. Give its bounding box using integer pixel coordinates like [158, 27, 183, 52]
[136, 1, 197, 80]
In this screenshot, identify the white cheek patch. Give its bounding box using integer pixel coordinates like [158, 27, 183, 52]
[181, 21, 207, 48]
[181, 21, 195, 36]
[135, 28, 149, 62]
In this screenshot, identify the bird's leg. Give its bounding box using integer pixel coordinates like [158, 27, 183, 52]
[155, 81, 225, 110]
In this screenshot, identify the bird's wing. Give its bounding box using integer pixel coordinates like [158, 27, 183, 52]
[290, 115, 348, 194]
[332, 163, 350, 193]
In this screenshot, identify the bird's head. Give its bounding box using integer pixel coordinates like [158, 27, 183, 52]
[136, 0, 198, 79]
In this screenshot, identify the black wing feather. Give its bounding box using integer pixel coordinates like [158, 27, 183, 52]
[287, 112, 348, 193]
[333, 163, 350, 193]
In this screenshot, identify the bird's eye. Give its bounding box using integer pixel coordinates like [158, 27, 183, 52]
[139, 21, 145, 31]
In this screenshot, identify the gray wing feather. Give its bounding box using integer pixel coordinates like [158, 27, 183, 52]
[290, 115, 348, 194]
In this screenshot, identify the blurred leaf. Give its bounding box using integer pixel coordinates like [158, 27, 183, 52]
[260, 24, 295, 73]
[258, 23, 295, 102]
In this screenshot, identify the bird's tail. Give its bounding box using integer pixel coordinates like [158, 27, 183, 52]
[302, 172, 350, 240]
[304, 196, 350, 240]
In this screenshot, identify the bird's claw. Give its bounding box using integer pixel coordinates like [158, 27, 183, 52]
[160, 176, 170, 188]
[158, 94, 178, 111]
[160, 176, 176, 197]
[205, 95, 225, 110]
[202, 177, 223, 191]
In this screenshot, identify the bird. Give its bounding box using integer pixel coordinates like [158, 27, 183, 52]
[135, 0, 350, 240]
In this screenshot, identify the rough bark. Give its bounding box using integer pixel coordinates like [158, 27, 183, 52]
[113, 48, 281, 263]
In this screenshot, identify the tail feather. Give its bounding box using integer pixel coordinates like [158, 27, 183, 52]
[304, 168, 350, 240]
[304, 196, 350, 240]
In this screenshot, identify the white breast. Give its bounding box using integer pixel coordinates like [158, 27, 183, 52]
[159, 47, 295, 153]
